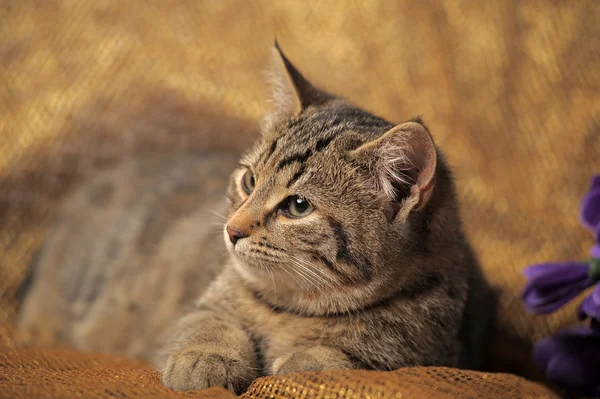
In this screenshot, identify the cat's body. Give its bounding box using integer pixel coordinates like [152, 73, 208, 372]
[17, 46, 495, 393]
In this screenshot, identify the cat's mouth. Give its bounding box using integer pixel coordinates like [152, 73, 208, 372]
[223, 229, 282, 265]
[236, 250, 282, 270]
[226, 239, 279, 269]
[223, 230, 337, 290]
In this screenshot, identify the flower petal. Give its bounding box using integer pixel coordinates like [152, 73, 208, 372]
[522, 262, 589, 286]
[534, 327, 600, 395]
[579, 284, 600, 321]
[581, 175, 600, 232]
[522, 262, 593, 314]
[534, 327, 596, 371]
[591, 244, 600, 259]
[591, 175, 600, 191]
[523, 282, 593, 314]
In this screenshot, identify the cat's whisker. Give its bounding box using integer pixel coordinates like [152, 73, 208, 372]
[309, 261, 341, 288]
[295, 256, 340, 286]
[281, 264, 309, 290]
[290, 263, 324, 288]
[286, 261, 316, 289]
[256, 261, 277, 293]
[239, 125, 255, 140]
[207, 209, 227, 221]
[268, 268, 276, 294]
[288, 259, 324, 290]
[217, 248, 230, 260]
[287, 264, 314, 289]
[279, 265, 303, 289]
[291, 256, 337, 291]
[291, 257, 366, 317]
[208, 225, 226, 233]
[288, 260, 319, 286]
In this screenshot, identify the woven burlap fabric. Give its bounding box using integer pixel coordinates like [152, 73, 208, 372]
[0, 348, 558, 399]
[1, 0, 599, 397]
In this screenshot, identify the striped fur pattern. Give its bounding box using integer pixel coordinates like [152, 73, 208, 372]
[17, 46, 495, 393]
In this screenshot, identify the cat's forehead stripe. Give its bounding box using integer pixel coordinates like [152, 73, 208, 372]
[259, 138, 279, 165]
[275, 133, 340, 188]
[277, 149, 312, 171]
[252, 105, 395, 192]
[258, 108, 346, 166]
[285, 164, 306, 188]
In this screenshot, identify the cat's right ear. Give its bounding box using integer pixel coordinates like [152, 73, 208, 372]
[350, 120, 437, 221]
[262, 42, 332, 133]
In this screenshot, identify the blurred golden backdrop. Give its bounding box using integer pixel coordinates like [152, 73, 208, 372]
[1, 0, 599, 378]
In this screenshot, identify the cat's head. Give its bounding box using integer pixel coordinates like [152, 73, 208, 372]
[224, 44, 454, 314]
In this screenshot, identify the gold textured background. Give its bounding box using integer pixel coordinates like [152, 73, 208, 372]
[1, 0, 599, 394]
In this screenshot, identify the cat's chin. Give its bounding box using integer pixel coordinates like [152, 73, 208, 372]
[230, 253, 272, 281]
[229, 255, 309, 296]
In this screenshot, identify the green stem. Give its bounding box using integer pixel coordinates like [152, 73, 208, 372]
[589, 258, 600, 281]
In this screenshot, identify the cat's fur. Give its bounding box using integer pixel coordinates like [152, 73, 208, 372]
[17, 45, 495, 393]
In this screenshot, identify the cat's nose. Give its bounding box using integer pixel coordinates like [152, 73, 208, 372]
[226, 226, 249, 245]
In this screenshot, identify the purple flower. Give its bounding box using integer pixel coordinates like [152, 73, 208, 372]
[522, 175, 600, 395]
[581, 175, 600, 259]
[580, 175, 600, 233]
[591, 244, 600, 259]
[522, 262, 596, 314]
[534, 326, 600, 395]
[579, 283, 600, 333]
[522, 175, 600, 316]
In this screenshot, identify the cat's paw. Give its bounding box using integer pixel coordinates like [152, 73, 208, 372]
[162, 350, 251, 393]
[272, 348, 353, 375]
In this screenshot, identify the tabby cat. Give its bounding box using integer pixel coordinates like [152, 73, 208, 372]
[17, 44, 495, 393]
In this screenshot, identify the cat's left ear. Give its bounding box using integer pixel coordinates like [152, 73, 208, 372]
[262, 42, 333, 132]
[351, 120, 437, 220]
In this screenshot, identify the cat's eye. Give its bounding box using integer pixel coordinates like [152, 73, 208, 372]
[283, 196, 314, 218]
[241, 169, 256, 194]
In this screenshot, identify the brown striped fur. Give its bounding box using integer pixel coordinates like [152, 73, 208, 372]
[17, 45, 495, 393]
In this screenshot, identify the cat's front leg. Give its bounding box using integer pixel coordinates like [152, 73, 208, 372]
[160, 309, 258, 393]
[272, 346, 354, 375]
